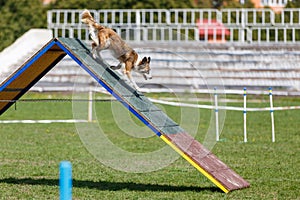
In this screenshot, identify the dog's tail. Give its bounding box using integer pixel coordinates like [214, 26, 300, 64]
[81, 9, 105, 29]
[81, 9, 94, 21]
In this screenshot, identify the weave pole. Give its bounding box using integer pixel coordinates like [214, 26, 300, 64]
[59, 161, 72, 200]
[214, 88, 219, 141]
[243, 87, 247, 143]
[269, 87, 275, 142]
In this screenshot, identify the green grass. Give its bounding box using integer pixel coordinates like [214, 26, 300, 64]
[0, 92, 299, 199]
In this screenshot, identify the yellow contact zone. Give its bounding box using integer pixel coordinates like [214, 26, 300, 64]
[160, 135, 229, 193]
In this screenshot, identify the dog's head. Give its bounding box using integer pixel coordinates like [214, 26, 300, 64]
[81, 9, 95, 24]
[138, 57, 152, 80]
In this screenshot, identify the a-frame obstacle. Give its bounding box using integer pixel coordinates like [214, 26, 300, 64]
[0, 38, 250, 193]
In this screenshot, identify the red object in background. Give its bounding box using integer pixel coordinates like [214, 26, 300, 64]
[197, 19, 230, 42]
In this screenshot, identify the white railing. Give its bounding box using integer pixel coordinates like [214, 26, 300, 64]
[47, 8, 300, 43]
[261, 0, 288, 7]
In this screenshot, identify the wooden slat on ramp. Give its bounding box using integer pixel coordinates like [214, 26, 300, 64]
[0, 38, 250, 192]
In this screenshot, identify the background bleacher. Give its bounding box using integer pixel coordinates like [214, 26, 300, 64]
[1, 9, 300, 93]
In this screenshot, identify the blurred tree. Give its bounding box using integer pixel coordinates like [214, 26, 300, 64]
[131, 0, 195, 9]
[286, 0, 300, 8]
[0, 0, 46, 51]
[48, 0, 99, 9]
[48, 0, 255, 9]
[0, 0, 6, 7]
[49, 0, 197, 9]
[213, 0, 254, 9]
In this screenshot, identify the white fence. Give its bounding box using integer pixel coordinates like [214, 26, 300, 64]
[28, 8, 300, 92]
[48, 8, 300, 44]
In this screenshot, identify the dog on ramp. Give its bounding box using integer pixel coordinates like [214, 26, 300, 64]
[81, 9, 152, 90]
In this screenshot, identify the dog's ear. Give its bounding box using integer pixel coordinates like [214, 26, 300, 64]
[142, 57, 147, 63]
[147, 57, 151, 63]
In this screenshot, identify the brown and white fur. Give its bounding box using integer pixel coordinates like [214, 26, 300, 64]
[81, 9, 152, 90]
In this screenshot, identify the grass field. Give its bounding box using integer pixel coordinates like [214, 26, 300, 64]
[0, 92, 299, 199]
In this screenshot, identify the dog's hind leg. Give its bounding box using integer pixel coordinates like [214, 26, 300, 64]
[91, 42, 103, 60]
[91, 42, 98, 59]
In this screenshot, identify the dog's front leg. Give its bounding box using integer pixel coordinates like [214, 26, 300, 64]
[124, 70, 140, 91]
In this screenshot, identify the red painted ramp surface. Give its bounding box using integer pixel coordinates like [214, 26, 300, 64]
[163, 133, 250, 192]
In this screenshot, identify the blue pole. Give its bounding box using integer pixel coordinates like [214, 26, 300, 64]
[59, 161, 72, 200]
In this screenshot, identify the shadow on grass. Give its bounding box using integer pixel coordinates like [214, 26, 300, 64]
[0, 177, 221, 193]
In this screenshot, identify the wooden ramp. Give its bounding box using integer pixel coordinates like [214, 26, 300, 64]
[0, 38, 250, 193]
